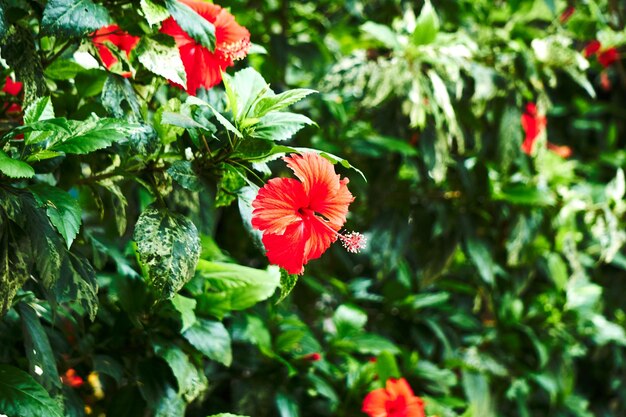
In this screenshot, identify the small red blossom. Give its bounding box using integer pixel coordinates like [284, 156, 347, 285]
[559, 5, 575, 23]
[520, 103, 546, 155]
[61, 369, 84, 388]
[3, 76, 23, 114]
[584, 40, 601, 58]
[584, 40, 620, 68]
[302, 352, 322, 361]
[362, 378, 426, 417]
[160, 0, 250, 95]
[251, 153, 365, 275]
[92, 25, 140, 76]
[598, 47, 619, 68]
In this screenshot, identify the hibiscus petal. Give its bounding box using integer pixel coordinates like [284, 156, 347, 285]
[303, 215, 338, 263]
[252, 177, 307, 235]
[386, 378, 416, 400]
[285, 153, 353, 226]
[262, 221, 309, 275]
[361, 388, 390, 417]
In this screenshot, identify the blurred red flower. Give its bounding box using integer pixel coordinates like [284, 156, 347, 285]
[92, 25, 140, 76]
[3, 76, 23, 114]
[598, 48, 619, 68]
[584, 40, 620, 68]
[362, 377, 426, 417]
[160, 0, 250, 95]
[61, 369, 84, 388]
[584, 40, 601, 58]
[521, 103, 546, 155]
[521, 103, 572, 158]
[251, 153, 365, 275]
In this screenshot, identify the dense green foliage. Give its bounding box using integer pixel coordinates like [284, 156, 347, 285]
[1, 0, 626, 416]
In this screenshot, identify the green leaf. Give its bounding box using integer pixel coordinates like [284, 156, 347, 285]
[195, 260, 280, 319]
[0, 365, 64, 417]
[251, 112, 315, 141]
[44, 59, 84, 80]
[223, 68, 269, 122]
[361, 22, 401, 49]
[134, 206, 201, 299]
[216, 163, 246, 207]
[182, 319, 232, 366]
[0, 206, 30, 315]
[465, 235, 495, 285]
[277, 269, 298, 303]
[135, 35, 187, 88]
[411, 0, 440, 46]
[30, 184, 82, 249]
[253, 89, 317, 118]
[102, 75, 142, 119]
[141, 0, 170, 26]
[154, 343, 207, 402]
[0, 4, 7, 38]
[187, 97, 243, 138]
[18, 303, 61, 390]
[165, 0, 216, 51]
[51, 118, 141, 155]
[168, 161, 203, 192]
[41, 0, 110, 38]
[0, 150, 35, 178]
[24, 96, 55, 125]
[376, 351, 401, 385]
[171, 294, 197, 332]
[333, 304, 367, 337]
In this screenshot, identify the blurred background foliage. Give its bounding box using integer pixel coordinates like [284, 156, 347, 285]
[223, 0, 626, 416]
[2, 0, 626, 416]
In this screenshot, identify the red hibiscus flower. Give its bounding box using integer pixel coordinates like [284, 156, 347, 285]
[362, 378, 426, 417]
[520, 103, 546, 155]
[3, 76, 23, 114]
[92, 25, 140, 76]
[61, 369, 84, 388]
[160, 0, 250, 95]
[251, 153, 366, 275]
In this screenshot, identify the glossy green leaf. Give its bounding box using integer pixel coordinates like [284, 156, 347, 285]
[0, 365, 64, 417]
[30, 184, 82, 249]
[0, 150, 34, 178]
[195, 260, 280, 319]
[183, 319, 232, 366]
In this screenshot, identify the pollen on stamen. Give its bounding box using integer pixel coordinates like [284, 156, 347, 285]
[340, 231, 367, 253]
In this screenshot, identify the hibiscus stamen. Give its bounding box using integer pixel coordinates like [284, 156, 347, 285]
[311, 214, 367, 253]
[339, 231, 367, 253]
